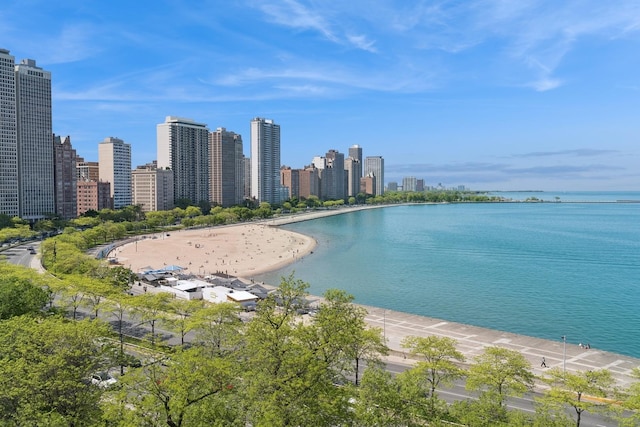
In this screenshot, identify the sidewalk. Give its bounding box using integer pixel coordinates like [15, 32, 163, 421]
[364, 306, 640, 390]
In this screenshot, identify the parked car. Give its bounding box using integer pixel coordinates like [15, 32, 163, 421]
[91, 372, 117, 388]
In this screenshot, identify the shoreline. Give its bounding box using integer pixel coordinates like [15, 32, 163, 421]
[115, 204, 640, 388]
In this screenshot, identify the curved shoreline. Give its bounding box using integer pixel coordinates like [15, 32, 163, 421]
[115, 204, 640, 389]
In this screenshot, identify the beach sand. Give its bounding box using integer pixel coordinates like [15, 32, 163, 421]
[116, 206, 382, 279]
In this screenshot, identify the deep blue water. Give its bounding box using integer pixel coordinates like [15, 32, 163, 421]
[255, 194, 640, 358]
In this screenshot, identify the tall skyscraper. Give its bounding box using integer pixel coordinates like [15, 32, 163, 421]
[346, 144, 363, 198]
[0, 48, 18, 217]
[16, 58, 54, 220]
[243, 157, 251, 200]
[210, 127, 244, 207]
[53, 135, 77, 219]
[250, 117, 281, 205]
[364, 156, 384, 196]
[349, 144, 363, 173]
[98, 137, 132, 209]
[157, 116, 210, 205]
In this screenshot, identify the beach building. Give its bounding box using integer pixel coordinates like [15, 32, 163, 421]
[203, 286, 259, 305]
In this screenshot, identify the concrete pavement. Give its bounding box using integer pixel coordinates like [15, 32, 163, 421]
[364, 305, 639, 390]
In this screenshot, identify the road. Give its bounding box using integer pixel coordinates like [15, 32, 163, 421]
[385, 360, 620, 426]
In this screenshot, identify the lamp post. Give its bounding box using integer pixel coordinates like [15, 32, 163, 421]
[383, 309, 386, 342]
[561, 335, 567, 374]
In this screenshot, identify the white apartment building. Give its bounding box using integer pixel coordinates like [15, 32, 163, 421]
[0, 48, 19, 217]
[99, 137, 132, 209]
[15, 58, 54, 220]
[250, 117, 282, 205]
[402, 176, 417, 192]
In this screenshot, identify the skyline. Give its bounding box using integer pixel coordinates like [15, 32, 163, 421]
[2, 1, 639, 191]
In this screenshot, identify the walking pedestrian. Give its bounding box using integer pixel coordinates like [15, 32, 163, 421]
[541, 357, 547, 368]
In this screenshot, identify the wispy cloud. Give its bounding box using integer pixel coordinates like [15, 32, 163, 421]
[516, 149, 620, 158]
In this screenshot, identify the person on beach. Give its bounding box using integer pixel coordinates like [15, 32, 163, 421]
[541, 357, 547, 368]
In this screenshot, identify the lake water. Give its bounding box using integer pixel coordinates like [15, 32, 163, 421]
[255, 192, 640, 358]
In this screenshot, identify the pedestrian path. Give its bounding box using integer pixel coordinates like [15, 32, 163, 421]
[364, 306, 639, 390]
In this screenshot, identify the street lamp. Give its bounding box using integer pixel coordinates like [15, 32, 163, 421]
[561, 335, 567, 374]
[383, 309, 386, 342]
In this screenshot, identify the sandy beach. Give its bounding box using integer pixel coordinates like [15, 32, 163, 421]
[116, 205, 384, 279]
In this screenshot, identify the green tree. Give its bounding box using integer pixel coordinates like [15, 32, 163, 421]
[104, 346, 238, 427]
[354, 367, 407, 426]
[400, 335, 465, 415]
[165, 298, 203, 347]
[313, 289, 387, 386]
[0, 271, 49, 320]
[619, 367, 640, 426]
[241, 274, 351, 426]
[466, 346, 534, 415]
[130, 292, 173, 346]
[0, 316, 112, 426]
[188, 302, 243, 357]
[541, 367, 615, 427]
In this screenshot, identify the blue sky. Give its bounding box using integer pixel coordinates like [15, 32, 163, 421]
[2, 0, 639, 191]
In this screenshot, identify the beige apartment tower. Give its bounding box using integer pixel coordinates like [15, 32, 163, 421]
[132, 166, 174, 212]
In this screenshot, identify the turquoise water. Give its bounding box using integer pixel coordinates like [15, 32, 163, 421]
[255, 196, 640, 358]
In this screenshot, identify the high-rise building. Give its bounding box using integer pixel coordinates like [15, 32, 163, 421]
[349, 145, 363, 172]
[250, 117, 282, 205]
[157, 116, 210, 205]
[243, 157, 251, 200]
[0, 49, 19, 217]
[53, 135, 77, 219]
[98, 137, 131, 209]
[132, 165, 174, 212]
[210, 127, 244, 207]
[280, 167, 299, 200]
[402, 176, 417, 192]
[344, 157, 362, 197]
[299, 165, 320, 199]
[16, 58, 54, 220]
[364, 156, 384, 196]
[416, 179, 425, 192]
